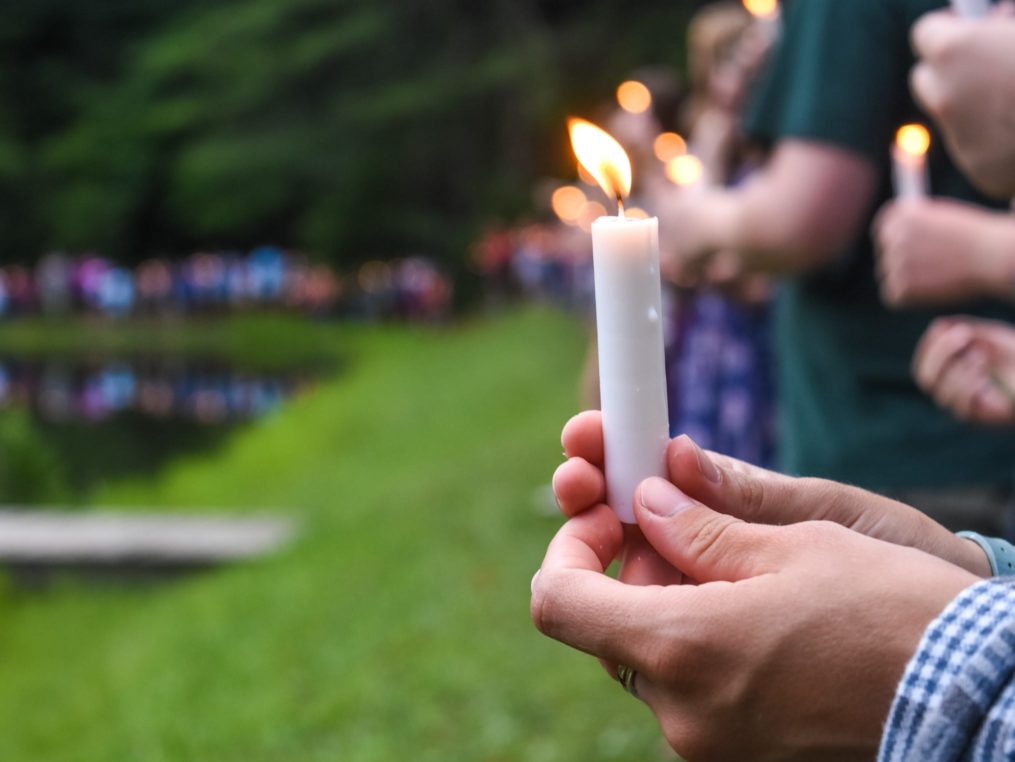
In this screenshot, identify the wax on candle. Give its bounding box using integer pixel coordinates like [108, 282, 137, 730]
[892, 124, 931, 200]
[569, 118, 669, 524]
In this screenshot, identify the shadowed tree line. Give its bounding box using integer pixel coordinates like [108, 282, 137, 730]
[0, 0, 701, 273]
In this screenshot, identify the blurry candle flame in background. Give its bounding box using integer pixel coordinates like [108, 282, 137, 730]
[665, 154, 705, 186]
[893, 123, 932, 199]
[742, 0, 779, 19]
[653, 132, 687, 162]
[551, 185, 588, 223]
[896, 123, 931, 158]
[567, 118, 633, 211]
[616, 80, 652, 115]
[577, 201, 608, 232]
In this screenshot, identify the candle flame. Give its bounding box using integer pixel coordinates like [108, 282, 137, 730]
[743, 0, 779, 19]
[896, 124, 931, 158]
[568, 118, 633, 209]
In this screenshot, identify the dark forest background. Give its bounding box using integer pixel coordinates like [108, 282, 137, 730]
[0, 0, 708, 273]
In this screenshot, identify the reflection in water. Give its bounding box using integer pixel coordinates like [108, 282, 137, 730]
[0, 358, 318, 425]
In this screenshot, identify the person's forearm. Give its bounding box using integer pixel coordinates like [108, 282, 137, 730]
[694, 143, 880, 275]
[696, 184, 856, 274]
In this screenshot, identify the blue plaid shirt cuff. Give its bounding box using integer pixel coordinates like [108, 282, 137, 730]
[879, 577, 1015, 762]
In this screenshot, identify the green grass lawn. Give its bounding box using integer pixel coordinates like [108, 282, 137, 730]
[0, 309, 674, 761]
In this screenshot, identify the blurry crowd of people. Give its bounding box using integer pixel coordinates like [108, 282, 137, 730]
[0, 247, 452, 323]
[0, 358, 314, 425]
[470, 221, 594, 310]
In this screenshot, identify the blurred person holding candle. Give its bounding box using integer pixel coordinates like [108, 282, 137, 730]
[534, 411, 1015, 761]
[886, 6, 1015, 441]
[652, 1, 779, 468]
[654, 0, 1015, 534]
[874, 198, 1015, 308]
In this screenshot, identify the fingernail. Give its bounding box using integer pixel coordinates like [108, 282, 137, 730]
[639, 477, 696, 518]
[530, 569, 540, 592]
[691, 439, 721, 483]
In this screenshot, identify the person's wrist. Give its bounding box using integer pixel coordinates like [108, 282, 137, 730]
[955, 533, 996, 578]
[702, 191, 741, 256]
[974, 216, 1015, 300]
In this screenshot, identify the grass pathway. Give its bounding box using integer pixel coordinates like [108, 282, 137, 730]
[0, 309, 673, 761]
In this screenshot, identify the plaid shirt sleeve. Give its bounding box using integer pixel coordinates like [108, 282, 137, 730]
[879, 578, 1015, 762]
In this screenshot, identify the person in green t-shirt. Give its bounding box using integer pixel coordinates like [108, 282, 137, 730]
[657, 0, 1015, 533]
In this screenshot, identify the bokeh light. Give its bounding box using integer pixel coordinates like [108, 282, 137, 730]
[895, 123, 931, 157]
[624, 207, 650, 220]
[551, 185, 588, 223]
[653, 132, 687, 162]
[742, 0, 779, 19]
[616, 80, 652, 114]
[577, 201, 608, 232]
[665, 154, 705, 186]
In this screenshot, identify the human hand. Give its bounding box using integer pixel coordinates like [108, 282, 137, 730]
[532, 480, 979, 760]
[553, 410, 991, 576]
[873, 198, 1015, 307]
[913, 315, 1015, 425]
[910, 10, 1015, 198]
[656, 190, 737, 287]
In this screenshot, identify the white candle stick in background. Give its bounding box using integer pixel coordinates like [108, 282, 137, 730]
[951, 0, 991, 18]
[892, 123, 931, 200]
[568, 118, 669, 524]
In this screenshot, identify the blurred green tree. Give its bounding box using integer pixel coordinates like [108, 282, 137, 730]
[0, 0, 694, 268]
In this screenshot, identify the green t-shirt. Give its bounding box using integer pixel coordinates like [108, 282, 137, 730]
[745, 0, 1015, 489]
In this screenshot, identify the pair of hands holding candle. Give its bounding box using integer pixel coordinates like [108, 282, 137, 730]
[874, 7, 1015, 427]
[532, 411, 989, 760]
[872, 7, 1015, 309]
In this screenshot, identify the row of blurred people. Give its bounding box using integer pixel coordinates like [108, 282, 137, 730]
[0, 249, 452, 322]
[0, 359, 316, 425]
[470, 221, 593, 310]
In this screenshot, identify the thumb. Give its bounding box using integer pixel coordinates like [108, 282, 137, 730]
[634, 477, 787, 583]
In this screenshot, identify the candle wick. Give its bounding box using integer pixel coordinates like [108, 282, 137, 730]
[617, 196, 625, 219]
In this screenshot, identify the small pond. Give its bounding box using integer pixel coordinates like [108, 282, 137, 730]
[0, 356, 332, 503]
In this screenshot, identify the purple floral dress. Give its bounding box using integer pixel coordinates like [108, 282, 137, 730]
[665, 288, 776, 468]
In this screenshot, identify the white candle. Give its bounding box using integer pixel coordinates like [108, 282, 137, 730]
[743, 0, 781, 43]
[592, 216, 670, 523]
[568, 117, 670, 524]
[892, 124, 931, 200]
[951, 0, 990, 18]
